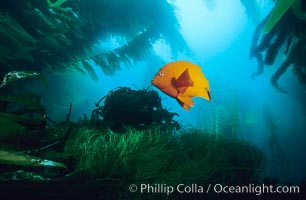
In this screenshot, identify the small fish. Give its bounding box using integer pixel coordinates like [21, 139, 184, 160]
[152, 61, 211, 110]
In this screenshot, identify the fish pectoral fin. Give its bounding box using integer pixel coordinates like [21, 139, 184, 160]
[177, 95, 194, 107]
[177, 86, 189, 94]
[174, 68, 194, 93]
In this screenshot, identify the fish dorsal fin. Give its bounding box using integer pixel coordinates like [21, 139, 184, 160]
[175, 68, 194, 94]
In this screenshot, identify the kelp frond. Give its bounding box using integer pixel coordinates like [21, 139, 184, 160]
[91, 27, 157, 75]
[250, 2, 306, 92]
[81, 60, 98, 82]
[264, 0, 296, 33]
[0, 0, 189, 81]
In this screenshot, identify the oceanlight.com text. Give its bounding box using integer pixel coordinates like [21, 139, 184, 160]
[213, 184, 300, 195]
[129, 183, 300, 196]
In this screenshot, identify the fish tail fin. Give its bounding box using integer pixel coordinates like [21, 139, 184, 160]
[199, 87, 211, 101]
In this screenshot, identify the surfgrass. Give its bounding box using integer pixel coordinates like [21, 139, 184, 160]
[62, 127, 266, 199]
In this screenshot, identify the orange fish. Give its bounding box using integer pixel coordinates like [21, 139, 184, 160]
[152, 61, 211, 111]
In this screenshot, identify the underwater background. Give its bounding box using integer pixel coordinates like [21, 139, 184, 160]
[1, 0, 306, 199]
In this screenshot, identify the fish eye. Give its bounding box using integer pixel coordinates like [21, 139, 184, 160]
[159, 72, 164, 76]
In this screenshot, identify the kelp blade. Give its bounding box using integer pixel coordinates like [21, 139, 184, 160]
[264, 0, 296, 33]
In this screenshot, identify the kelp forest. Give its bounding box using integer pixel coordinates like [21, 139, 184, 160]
[1, 0, 306, 199]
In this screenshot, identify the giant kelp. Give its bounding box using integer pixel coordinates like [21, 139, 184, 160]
[262, 105, 289, 183]
[0, 0, 190, 80]
[250, 1, 306, 92]
[90, 87, 180, 132]
[264, 0, 297, 33]
[198, 89, 241, 138]
[240, 0, 262, 23]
